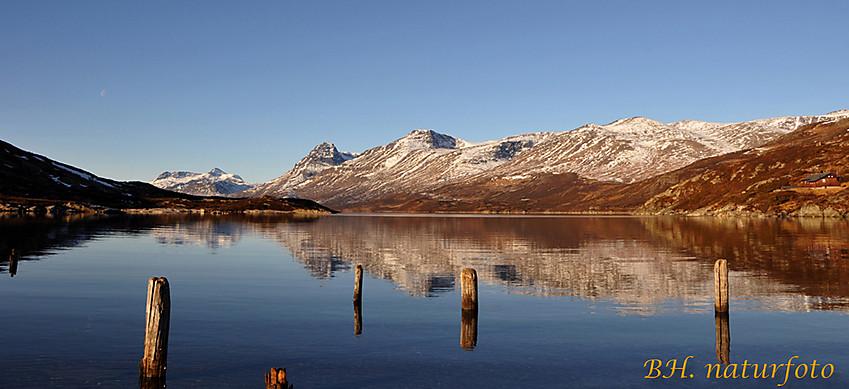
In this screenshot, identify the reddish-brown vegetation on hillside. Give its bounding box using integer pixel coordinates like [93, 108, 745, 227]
[338, 117, 849, 216]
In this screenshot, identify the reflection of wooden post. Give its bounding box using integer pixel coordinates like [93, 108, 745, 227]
[140, 277, 170, 379]
[714, 259, 729, 313]
[715, 312, 730, 364]
[265, 367, 293, 389]
[461, 268, 478, 311]
[461, 308, 478, 350]
[353, 265, 363, 303]
[8, 249, 17, 277]
[460, 268, 478, 350]
[353, 300, 362, 336]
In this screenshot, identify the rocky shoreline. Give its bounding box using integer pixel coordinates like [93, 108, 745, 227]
[0, 195, 337, 216]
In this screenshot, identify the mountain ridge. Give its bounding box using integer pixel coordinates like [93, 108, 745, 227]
[245, 111, 849, 211]
[152, 167, 254, 196]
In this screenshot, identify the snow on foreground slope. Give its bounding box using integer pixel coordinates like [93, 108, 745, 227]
[151, 168, 254, 196]
[246, 110, 849, 208]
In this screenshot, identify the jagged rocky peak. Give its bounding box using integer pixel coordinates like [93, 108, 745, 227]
[304, 142, 358, 166]
[395, 129, 461, 150]
[208, 167, 226, 176]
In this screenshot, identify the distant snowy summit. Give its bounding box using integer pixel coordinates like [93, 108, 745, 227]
[151, 168, 254, 196]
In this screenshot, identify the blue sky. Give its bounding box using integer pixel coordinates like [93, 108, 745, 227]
[2, 1, 848, 183]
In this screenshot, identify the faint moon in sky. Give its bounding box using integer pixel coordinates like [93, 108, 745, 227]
[100, 89, 106, 97]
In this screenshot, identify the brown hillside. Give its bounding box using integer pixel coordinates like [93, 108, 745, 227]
[636, 117, 849, 216]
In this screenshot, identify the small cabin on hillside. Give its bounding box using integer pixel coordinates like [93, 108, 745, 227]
[800, 172, 842, 187]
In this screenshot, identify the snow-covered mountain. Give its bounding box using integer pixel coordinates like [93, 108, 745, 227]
[246, 111, 849, 210]
[151, 168, 254, 196]
[482, 111, 849, 183]
[240, 142, 357, 198]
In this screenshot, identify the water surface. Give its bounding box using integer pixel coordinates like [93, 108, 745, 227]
[1, 214, 847, 387]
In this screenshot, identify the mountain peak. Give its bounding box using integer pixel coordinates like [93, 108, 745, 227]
[304, 142, 357, 165]
[151, 168, 253, 196]
[607, 116, 665, 127]
[397, 129, 460, 150]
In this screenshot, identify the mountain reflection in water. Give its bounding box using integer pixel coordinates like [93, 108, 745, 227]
[3, 214, 849, 313]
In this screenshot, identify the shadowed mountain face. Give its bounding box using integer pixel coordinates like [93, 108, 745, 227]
[0, 140, 335, 214]
[0, 139, 182, 208]
[5, 215, 849, 312]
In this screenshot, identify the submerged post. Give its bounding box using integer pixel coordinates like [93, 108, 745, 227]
[714, 259, 729, 313]
[353, 300, 363, 336]
[461, 308, 478, 350]
[353, 264, 363, 303]
[715, 312, 730, 364]
[461, 268, 478, 311]
[265, 367, 293, 389]
[140, 277, 170, 379]
[8, 249, 18, 277]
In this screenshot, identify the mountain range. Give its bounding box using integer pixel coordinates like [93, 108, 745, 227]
[242, 110, 849, 213]
[5, 110, 849, 216]
[151, 168, 254, 196]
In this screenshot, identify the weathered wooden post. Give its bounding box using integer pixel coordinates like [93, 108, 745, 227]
[715, 312, 730, 364]
[265, 367, 293, 389]
[138, 375, 165, 389]
[353, 264, 363, 303]
[461, 268, 478, 311]
[714, 259, 729, 313]
[461, 308, 478, 350]
[140, 277, 170, 380]
[460, 268, 478, 350]
[353, 300, 363, 335]
[8, 249, 18, 277]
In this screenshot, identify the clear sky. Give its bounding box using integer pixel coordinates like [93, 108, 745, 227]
[2, 1, 848, 183]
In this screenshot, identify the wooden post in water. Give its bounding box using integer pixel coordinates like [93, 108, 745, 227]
[265, 367, 293, 389]
[715, 312, 730, 364]
[714, 259, 729, 313]
[461, 308, 478, 350]
[460, 268, 478, 350]
[461, 268, 478, 311]
[353, 264, 363, 303]
[353, 300, 363, 335]
[8, 249, 18, 277]
[138, 375, 165, 389]
[140, 277, 170, 379]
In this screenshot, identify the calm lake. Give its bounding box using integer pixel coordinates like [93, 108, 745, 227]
[1, 214, 848, 388]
